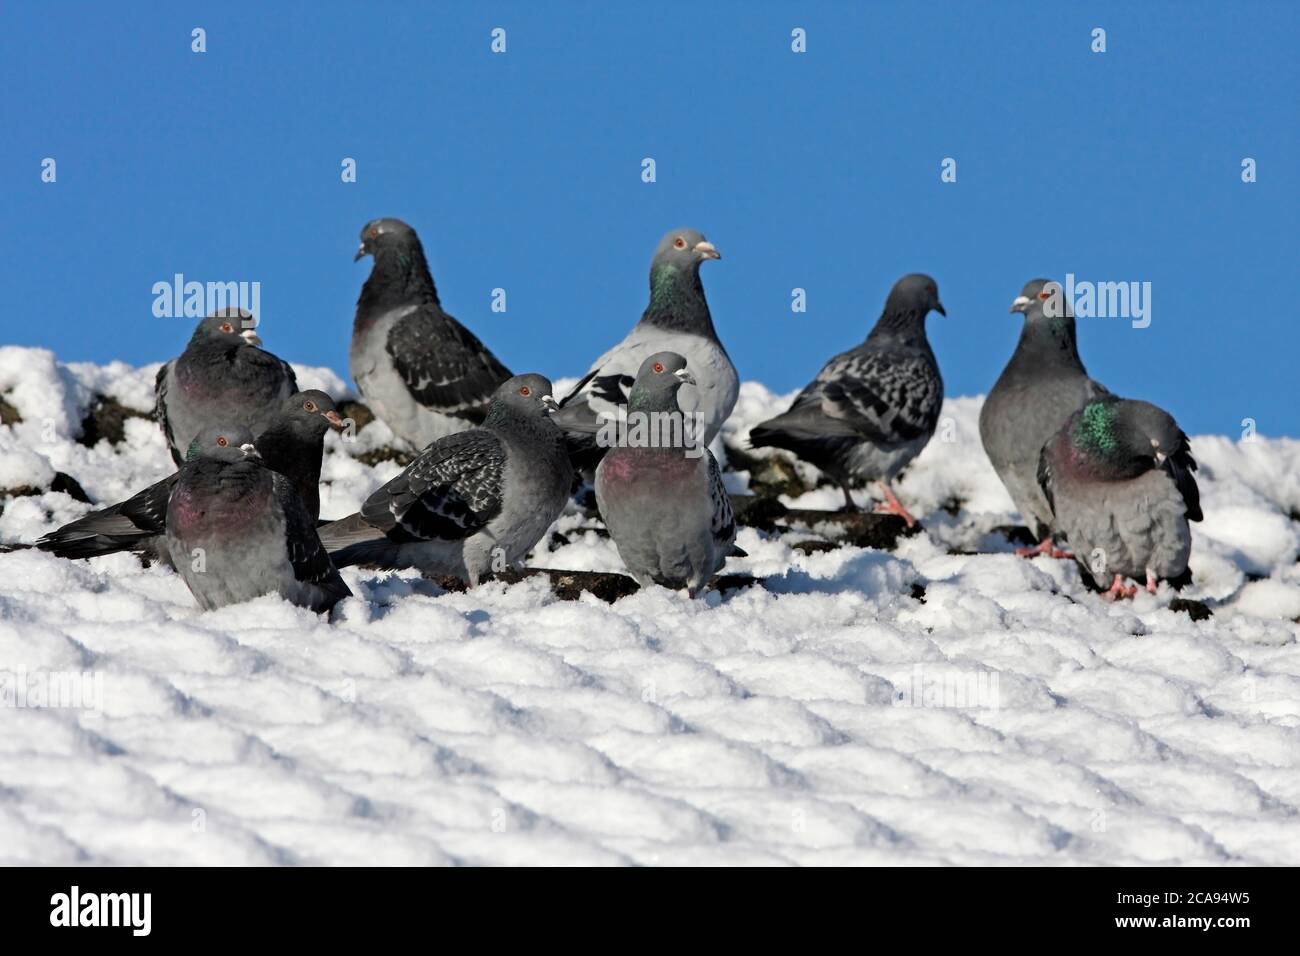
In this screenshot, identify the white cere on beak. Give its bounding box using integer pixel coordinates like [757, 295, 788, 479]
[540, 395, 560, 411]
[693, 240, 720, 260]
[1010, 295, 1032, 312]
[240, 443, 261, 458]
[240, 329, 262, 346]
[674, 368, 697, 386]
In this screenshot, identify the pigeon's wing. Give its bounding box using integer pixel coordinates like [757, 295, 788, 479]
[815, 348, 943, 445]
[387, 305, 511, 419]
[273, 473, 344, 588]
[706, 450, 736, 545]
[1035, 441, 1057, 519]
[154, 362, 177, 453]
[361, 429, 506, 541]
[236, 345, 299, 394]
[1164, 431, 1202, 522]
[36, 475, 177, 557]
[552, 367, 633, 435]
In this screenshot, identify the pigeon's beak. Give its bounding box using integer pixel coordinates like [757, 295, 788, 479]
[323, 410, 345, 430]
[934, 301, 947, 317]
[540, 395, 560, 412]
[239, 443, 261, 459]
[1010, 295, 1032, 314]
[694, 240, 721, 261]
[674, 368, 697, 386]
[353, 243, 368, 262]
[240, 329, 263, 347]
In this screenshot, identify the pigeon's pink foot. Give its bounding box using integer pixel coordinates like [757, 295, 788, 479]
[1101, 574, 1138, 601]
[1146, 571, 1159, 595]
[873, 482, 916, 527]
[1015, 537, 1074, 560]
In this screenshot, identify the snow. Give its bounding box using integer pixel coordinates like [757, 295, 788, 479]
[2, 347, 1299, 865]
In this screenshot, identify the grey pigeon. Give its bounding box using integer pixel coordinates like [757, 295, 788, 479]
[1037, 396, 1202, 598]
[551, 228, 736, 470]
[166, 425, 351, 613]
[350, 218, 512, 449]
[37, 390, 343, 562]
[748, 273, 946, 524]
[979, 279, 1110, 555]
[318, 374, 572, 585]
[595, 352, 740, 596]
[155, 309, 299, 465]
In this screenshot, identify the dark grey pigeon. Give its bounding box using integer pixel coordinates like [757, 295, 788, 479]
[595, 352, 740, 597]
[980, 279, 1110, 556]
[1037, 396, 1201, 599]
[37, 390, 344, 562]
[166, 425, 351, 613]
[748, 273, 946, 525]
[318, 374, 573, 585]
[155, 309, 299, 465]
[350, 218, 512, 449]
[551, 228, 736, 471]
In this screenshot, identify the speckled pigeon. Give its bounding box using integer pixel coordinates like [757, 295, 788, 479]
[748, 273, 945, 524]
[166, 425, 351, 613]
[551, 228, 736, 471]
[1037, 396, 1201, 599]
[318, 374, 572, 585]
[350, 218, 512, 449]
[979, 278, 1110, 556]
[155, 309, 299, 465]
[40, 391, 343, 563]
[595, 352, 740, 597]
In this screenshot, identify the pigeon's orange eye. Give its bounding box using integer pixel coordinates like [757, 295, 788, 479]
[304, 401, 316, 412]
[217, 436, 228, 447]
[673, 237, 686, 249]
[519, 385, 531, 397]
[1038, 291, 1051, 300]
[221, 323, 234, 333]
[653, 362, 664, 373]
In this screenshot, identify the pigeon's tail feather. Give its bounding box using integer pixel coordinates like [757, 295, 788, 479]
[317, 512, 391, 568]
[36, 509, 159, 561]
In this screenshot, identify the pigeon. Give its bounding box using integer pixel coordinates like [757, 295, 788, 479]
[38, 390, 343, 562]
[318, 374, 573, 585]
[595, 352, 740, 596]
[1037, 396, 1202, 599]
[748, 273, 946, 524]
[551, 228, 736, 470]
[166, 425, 351, 613]
[350, 218, 512, 449]
[154, 309, 299, 465]
[979, 278, 1110, 556]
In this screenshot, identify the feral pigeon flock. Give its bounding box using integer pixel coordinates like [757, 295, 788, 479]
[35, 218, 1202, 613]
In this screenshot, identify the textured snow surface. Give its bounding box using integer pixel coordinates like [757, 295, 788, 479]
[3, 350, 1300, 865]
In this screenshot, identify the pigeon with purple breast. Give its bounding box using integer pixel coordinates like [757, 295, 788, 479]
[595, 352, 740, 597]
[166, 425, 350, 613]
[154, 309, 299, 465]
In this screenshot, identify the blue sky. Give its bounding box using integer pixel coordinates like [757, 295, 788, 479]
[3, 1, 1297, 435]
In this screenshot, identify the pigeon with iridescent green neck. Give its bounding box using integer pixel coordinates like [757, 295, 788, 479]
[166, 425, 351, 613]
[1037, 396, 1201, 599]
[595, 352, 740, 597]
[553, 229, 736, 470]
[980, 278, 1110, 557]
